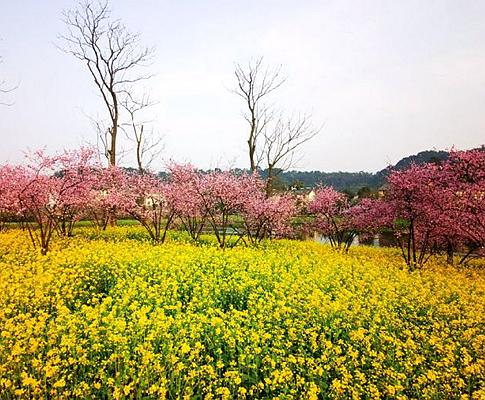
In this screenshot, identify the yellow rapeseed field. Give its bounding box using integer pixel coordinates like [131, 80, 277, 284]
[0, 227, 484, 399]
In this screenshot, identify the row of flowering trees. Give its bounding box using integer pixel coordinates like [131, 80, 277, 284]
[120, 165, 297, 248]
[0, 147, 483, 269]
[308, 149, 485, 270]
[374, 149, 485, 270]
[0, 148, 298, 253]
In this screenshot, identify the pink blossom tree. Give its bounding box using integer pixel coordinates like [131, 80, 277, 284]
[18, 174, 56, 254]
[0, 165, 25, 230]
[307, 186, 357, 252]
[167, 164, 207, 241]
[382, 163, 444, 269]
[47, 148, 98, 236]
[119, 171, 176, 243]
[241, 193, 296, 244]
[438, 149, 485, 263]
[347, 198, 393, 239]
[349, 150, 485, 268]
[85, 166, 125, 230]
[197, 171, 263, 248]
[15, 148, 97, 254]
[375, 161, 474, 269]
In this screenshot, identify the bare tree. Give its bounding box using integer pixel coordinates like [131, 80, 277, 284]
[233, 57, 285, 172]
[121, 92, 164, 173]
[59, 1, 153, 166]
[233, 58, 319, 194]
[263, 113, 319, 195]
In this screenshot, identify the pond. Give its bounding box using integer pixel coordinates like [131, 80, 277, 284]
[313, 232, 396, 247]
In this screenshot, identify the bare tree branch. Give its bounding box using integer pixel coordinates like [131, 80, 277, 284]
[58, 0, 154, 166]
[233, 57, 320, 195]
[120, 91, 163, 173]
[263, 113, 320, 195]
[85, 113, 110, 161]
[265, 113, 320, 168]
[233, 57, 285, 172]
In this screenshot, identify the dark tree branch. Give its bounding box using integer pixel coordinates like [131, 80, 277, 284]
[264, 113, 320, 195]
[59, 0, 154, 166]
[233, 57, 285, 172]
[233, 57, 319, 195]
[120, 91, 163, 173]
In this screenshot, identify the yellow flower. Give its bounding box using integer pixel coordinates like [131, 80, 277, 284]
[21, 372, 39, 388]
[53, 378, 66, 388]
[0, 227, 484, 399]
[180, 343, 191, 355]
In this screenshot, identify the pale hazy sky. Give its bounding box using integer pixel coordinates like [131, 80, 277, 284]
[1, 0, 484, 172]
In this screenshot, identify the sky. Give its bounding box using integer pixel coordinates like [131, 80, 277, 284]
[0, 0, 484, 172]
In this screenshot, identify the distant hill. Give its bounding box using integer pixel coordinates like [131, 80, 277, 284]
[391, 150, 448, 171]
[279, 150, 450, 192]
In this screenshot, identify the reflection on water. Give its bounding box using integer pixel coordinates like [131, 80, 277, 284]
[313, 232, 396, 247]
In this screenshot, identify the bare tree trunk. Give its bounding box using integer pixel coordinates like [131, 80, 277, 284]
[248, 133, 256, 172]
[110, 124, 117, 166]
[265, 165, 274, 197]
[137, 125, 144, 173]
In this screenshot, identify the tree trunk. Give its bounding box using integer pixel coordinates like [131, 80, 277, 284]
[137, 125, 144, 173]
[265, 165, 274, 198]
[446, 241, 454, 265]
[248, 122, 256, 173]
[110, 124, 117, 166]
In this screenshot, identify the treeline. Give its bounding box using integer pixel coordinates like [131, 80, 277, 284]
[160, 149, 450, 193]
[279, 150, 450, 191]
[278, 171, 381, 192]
